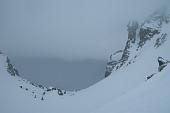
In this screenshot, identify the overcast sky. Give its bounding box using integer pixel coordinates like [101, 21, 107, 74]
[0, 0, 168, 60]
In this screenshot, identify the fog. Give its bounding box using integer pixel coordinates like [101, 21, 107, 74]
[0, 0, 169, 90]
[11, 57, 106, 90]
[0, 0, 168, 60]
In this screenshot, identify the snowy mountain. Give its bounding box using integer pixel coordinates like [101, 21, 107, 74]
[105, 10, 170, 77]
[1, 8, 170, 113]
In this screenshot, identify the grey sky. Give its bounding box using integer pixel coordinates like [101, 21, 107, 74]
[0, 0, 168, 60]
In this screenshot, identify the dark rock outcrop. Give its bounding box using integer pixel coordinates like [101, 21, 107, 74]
[6, 57, 20, 76]
[158, 57, 170, 72]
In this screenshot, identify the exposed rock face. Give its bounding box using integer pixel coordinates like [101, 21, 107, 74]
[6, 57, 20, 76]
[105, 50, 123, 77]
[154, 33, 167, 48]
[105, 21, 139, 77]
[138, 11, 169, 47]
[158, 57, 170, 72]
[121, 21, 139, 63]
[105, 11, 170, 78]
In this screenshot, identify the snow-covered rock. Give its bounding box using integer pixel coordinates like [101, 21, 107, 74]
[105, 10, 170, 77]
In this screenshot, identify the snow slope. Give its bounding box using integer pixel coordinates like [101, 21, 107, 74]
[1, 10, 170, 113]
[94, 65, 170, 113]
[94, 31, 170, 113]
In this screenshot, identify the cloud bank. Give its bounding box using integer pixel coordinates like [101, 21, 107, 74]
[0, 0, 168, 60]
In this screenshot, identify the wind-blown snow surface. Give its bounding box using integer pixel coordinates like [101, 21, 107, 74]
[1, 15, 170, 113]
